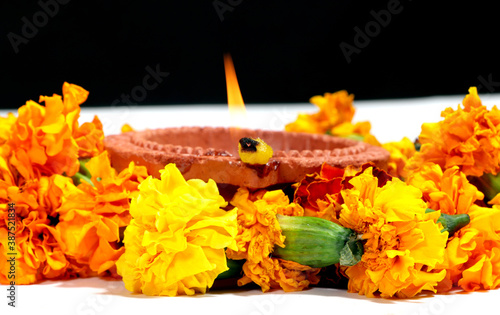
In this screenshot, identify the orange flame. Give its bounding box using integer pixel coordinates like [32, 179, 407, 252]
[224, 53, 247, 128]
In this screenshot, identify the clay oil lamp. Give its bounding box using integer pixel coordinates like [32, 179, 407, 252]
[104, 55, 389, 190]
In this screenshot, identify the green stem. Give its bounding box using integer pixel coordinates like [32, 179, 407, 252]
[78, 158, 92, 178]
[426, 208, 470, 237]
[71, 158, 93, 186]
[72, 172, 93, 186]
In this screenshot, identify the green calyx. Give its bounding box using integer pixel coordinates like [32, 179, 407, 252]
[273, 214, 363, 268]
[425, 208, 470, 237]
[339, 235, 364, 266]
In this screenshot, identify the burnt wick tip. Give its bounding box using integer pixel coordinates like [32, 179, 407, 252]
[239, 137, 259, 152]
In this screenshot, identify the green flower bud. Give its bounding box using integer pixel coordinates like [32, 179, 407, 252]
[273, 215, 363, 268]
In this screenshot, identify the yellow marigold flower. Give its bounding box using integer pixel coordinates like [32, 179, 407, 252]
[339, 167, 448, 298]
[406, 163, 484, 215]
[226, 187, 320, 292]
[56, 152, 148, 276]
[116, 163, 238, 296]
[285, 90, 355, 134]
[407, 87, 500, 177]
[382, 137, 416, 179]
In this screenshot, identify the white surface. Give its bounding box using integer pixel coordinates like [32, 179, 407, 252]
[2, 93, 500, 314]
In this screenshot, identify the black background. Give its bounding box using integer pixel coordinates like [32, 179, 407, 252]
[1, 0, 499, 109]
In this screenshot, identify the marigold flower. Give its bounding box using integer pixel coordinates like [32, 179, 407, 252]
[285, 91, 381, 147]
[5, 82, 103, 179]
[0, 175, 72, 284]
[0, 83, 133, 284]
[0, 83, 94, 284]
[116, 163, 238, 296]
[400, 88, 500, 293]
[285, 90, 355, 134]
[74, 116, 104, 159]
[382, 137, 416, 179]
[407, 87, 500, 177]
[226, 187, 320, 292]
[339, 167, 448, 298]
[0, 113, 16, 145]
[406, 162, 484, 215]
[437, 205, 500, 292]
[342, 162, 393, 190]
[0, 153, 15, 187]
[405, 138, 500, 292]
[56, 152, 148, 276]
[292, 163, 344, 221]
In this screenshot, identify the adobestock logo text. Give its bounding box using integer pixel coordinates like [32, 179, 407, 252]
[339, 0, 407, 64]
[7, 0, 71, 54]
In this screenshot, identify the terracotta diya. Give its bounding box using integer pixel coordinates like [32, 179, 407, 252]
[104, 54, 389, 188]
[104, 126, 389, 189]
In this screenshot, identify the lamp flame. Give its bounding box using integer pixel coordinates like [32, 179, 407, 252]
[224, 53, 247, 128]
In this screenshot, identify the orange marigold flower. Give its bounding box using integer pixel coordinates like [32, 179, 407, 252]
[226, 187, 320, 292]
[74, 116, 104, 159]
[285, 90, 355, 134]
[382, 137, 416, 179]
[437, 205, 500, 292]
[407, 87, 500, 177]
[6, 82, 103, 179]
[339, 167, 448, 298]
[0, 82, 117, 284]
[0, 152, 15, 187]
[0, 175, 72, 284]
[56, 152, 148, 276]
[0, 112, 16, 145]
[10, 98, 79, 178]
[406, 163, 500, 292]
[285, 91, 380, 146]
[292, 163, 344, 221]
[406, 162, 484, 215]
